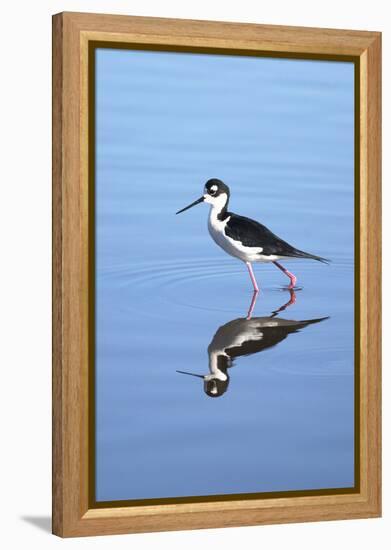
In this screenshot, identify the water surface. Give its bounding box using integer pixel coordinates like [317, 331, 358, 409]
[95, 49, 355, 501]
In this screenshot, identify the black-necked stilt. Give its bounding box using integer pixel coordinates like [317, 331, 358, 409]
[176, 178, 329, 292]
[177, 304, 329, 398]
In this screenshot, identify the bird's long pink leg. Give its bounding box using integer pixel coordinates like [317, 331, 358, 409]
[245, 262, 259, 292]
[273, 261, 297, 288]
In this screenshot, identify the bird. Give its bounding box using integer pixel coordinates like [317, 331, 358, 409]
[177, 303, 328, 398]
[176, 178, 329, 292]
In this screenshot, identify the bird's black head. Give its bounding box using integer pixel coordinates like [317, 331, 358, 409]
[176, 369, 230, 398]
[204, 377, 230, 398]
[175, 178, 230, 216]
[204, 178, 230, 199]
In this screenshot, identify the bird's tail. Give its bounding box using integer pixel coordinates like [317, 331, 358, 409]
[295, 316, 330, 328]
[289, 249, 330, 264]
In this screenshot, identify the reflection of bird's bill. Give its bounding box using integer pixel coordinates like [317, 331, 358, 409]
[175, 196, 204, 215]
[176, 370, 204, 379]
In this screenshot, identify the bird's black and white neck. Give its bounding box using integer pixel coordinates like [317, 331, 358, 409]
[176, 178, 329, 293]
[204, 179, 266, 269]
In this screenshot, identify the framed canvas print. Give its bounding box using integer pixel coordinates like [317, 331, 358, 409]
[52, 12, 381, 537]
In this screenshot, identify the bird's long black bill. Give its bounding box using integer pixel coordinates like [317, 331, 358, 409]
[176, 370, 204, 379]
[176, 196, 204, 214]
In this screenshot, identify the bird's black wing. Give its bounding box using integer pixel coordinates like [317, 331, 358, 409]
[225, 213, 329, 262]
[225, 213, 298, 256]
[226, 317, 328, 359]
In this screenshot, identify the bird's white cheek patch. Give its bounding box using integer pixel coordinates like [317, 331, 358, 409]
[204, 193, 228, 208]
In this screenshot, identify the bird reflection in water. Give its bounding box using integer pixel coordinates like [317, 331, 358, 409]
[177, 290, 329, 398]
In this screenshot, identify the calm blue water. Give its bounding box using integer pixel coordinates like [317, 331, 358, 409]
[95, 49, 355, 501]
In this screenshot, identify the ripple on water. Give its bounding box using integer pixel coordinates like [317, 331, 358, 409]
[269, 344, 355, 377]
[96, 256, 353, 318]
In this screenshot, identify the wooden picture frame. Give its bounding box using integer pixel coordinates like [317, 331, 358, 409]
[52, 11, 381, 537]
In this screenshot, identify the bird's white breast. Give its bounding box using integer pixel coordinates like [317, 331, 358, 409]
[207, 208, 265, 262]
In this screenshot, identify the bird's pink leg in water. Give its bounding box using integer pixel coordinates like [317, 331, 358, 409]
[246, 290, 259, 320]
[245, 262, 259, 293]
[271, 289, 297, 316]
[273, 261, 297, 288]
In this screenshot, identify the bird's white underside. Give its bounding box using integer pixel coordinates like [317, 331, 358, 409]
[206, 194, 282, 263]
